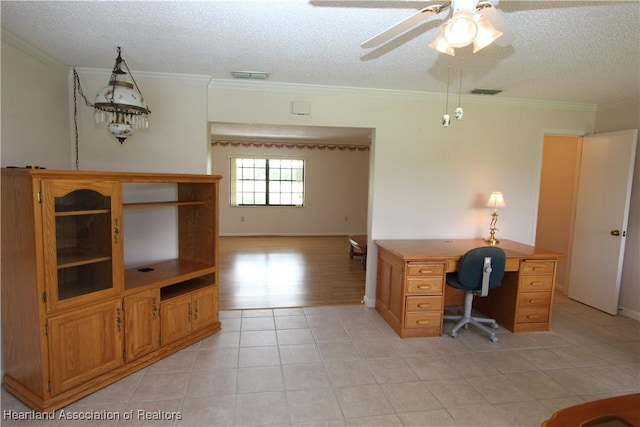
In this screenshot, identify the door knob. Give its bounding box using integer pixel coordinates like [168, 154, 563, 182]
[611, 230, 620, 236]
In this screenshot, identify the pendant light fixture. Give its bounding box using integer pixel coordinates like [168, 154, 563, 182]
[94, 47, 151, 143]
[73, 47, 150, 148]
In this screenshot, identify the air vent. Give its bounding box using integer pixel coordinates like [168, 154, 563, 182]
[471, 88, 503, 95]
[232, 71, 269, 80]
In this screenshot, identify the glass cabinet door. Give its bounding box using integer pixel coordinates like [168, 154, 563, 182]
[42, 180, 122, 312]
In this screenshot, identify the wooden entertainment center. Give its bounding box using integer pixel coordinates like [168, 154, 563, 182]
[1, 168, 222, 411]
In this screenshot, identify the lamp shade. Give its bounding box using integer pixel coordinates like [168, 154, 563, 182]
[443, 10, 478, 48]
[472, 14, 503, 53]
[429, 29, 456, 56]
[485, 192, 507, 209]
[93, 47, 150, 143]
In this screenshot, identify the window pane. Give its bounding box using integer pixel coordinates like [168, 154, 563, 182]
[230, 157, 305, 207]
[242, 168, 254, 180]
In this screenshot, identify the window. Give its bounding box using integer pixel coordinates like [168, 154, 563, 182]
[230, 157, 305, 206]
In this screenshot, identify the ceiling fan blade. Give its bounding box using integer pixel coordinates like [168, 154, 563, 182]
[360, 5, 442, 48]
[479, 3, 514, 46]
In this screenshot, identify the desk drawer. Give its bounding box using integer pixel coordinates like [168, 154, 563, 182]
[405, 311, 442, 329]
[516, 306, 550, 323]
[406, 263, 445, 277]
[406, 278, 443, 295]
[518, 291, 551, 307]
[519, 275, 554, 292]
[520, 260, 556, 275]
[406, 295, 443, 312]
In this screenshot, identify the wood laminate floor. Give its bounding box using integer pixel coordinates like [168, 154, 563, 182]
[218, 235, 366, 310]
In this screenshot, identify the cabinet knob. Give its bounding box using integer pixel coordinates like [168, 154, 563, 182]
[611, 229, 620, 236]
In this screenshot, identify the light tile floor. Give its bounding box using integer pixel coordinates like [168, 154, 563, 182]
[2, 293, 639, 426]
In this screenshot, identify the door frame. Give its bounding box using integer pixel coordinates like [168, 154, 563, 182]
[532, 128, 590, 293]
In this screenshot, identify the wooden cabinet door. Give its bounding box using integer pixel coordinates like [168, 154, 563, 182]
[160, 294, 192, 345]
[41, 179, 123, 313]
[48, 299, 124, 396]
[192, 286, 218, 332]
[124, 289, 160, 362]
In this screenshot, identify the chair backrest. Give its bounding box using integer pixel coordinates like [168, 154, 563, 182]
[455, 246, 506, 291]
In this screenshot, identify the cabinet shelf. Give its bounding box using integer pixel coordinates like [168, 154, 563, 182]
[161, 274, 215, 301]
[123, 200, 204, 209]
[125, 258, 216, 292]
[55, 209, 111, 217]
[57, 255, 112, 270]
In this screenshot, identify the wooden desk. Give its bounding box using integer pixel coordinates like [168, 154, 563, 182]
[375, 239, 562, 338]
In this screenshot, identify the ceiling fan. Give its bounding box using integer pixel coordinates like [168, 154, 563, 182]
[360, 0, 514, 56]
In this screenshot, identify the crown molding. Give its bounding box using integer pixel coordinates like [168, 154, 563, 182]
[73, 67, 212, 85]
[208, 78, 597, 112]
[596, 97, 640, 112]
[1, 27, 66, 70]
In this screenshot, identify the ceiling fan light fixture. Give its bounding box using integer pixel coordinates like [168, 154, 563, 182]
[443, 10, 477, 48]
[429, 30, 455, 56]
[472, 13, 503, 53]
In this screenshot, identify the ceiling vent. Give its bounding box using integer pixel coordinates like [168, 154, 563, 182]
[232, 71, 269, 80]
[471, 88, 502, 95]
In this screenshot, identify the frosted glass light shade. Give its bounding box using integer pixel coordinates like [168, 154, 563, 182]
[472, 14, 503, 53]
[429, 29, 455, 56]
[443, 10, 478, 48]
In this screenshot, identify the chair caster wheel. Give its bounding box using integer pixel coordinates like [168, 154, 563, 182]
[490, 336, 498, 343]
[451, 332, 457, 338]
[491, 323, 499, 329]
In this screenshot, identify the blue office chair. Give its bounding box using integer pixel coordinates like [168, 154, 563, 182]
[443, 246, 506, 342]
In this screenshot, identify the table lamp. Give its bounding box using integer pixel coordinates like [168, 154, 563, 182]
[485, 191, 506, 245]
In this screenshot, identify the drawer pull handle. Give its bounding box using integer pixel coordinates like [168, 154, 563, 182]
[527, 314, 542, 320]
[419, 269, 433, 274]
[417, 285, 432, 290]
[417, 303, 432, 308]
[532, 266, 547, 271]
[529, 281, 544, 286]
[528, 299, 543, 304]
[416, 320, 432, 325]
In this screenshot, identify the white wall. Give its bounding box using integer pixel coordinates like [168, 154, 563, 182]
[71, 69, 211, 174]
[595, 98, 640, 320]
[1, 31, 71, 168]
[208, 80, 596, 306]
[211, 142, 369, 236]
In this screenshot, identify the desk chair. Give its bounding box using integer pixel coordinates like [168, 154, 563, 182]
[444, 246, 506, 342]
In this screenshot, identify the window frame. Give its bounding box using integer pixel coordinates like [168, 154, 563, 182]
[229, 156, 306, 207]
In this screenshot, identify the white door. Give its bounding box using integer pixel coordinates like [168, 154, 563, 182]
[568, 129, 637, 314]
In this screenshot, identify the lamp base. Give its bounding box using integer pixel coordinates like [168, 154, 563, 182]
[484, 237, 499, 246]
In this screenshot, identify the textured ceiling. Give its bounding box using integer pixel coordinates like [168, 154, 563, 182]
[2, 0, 639, 140]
